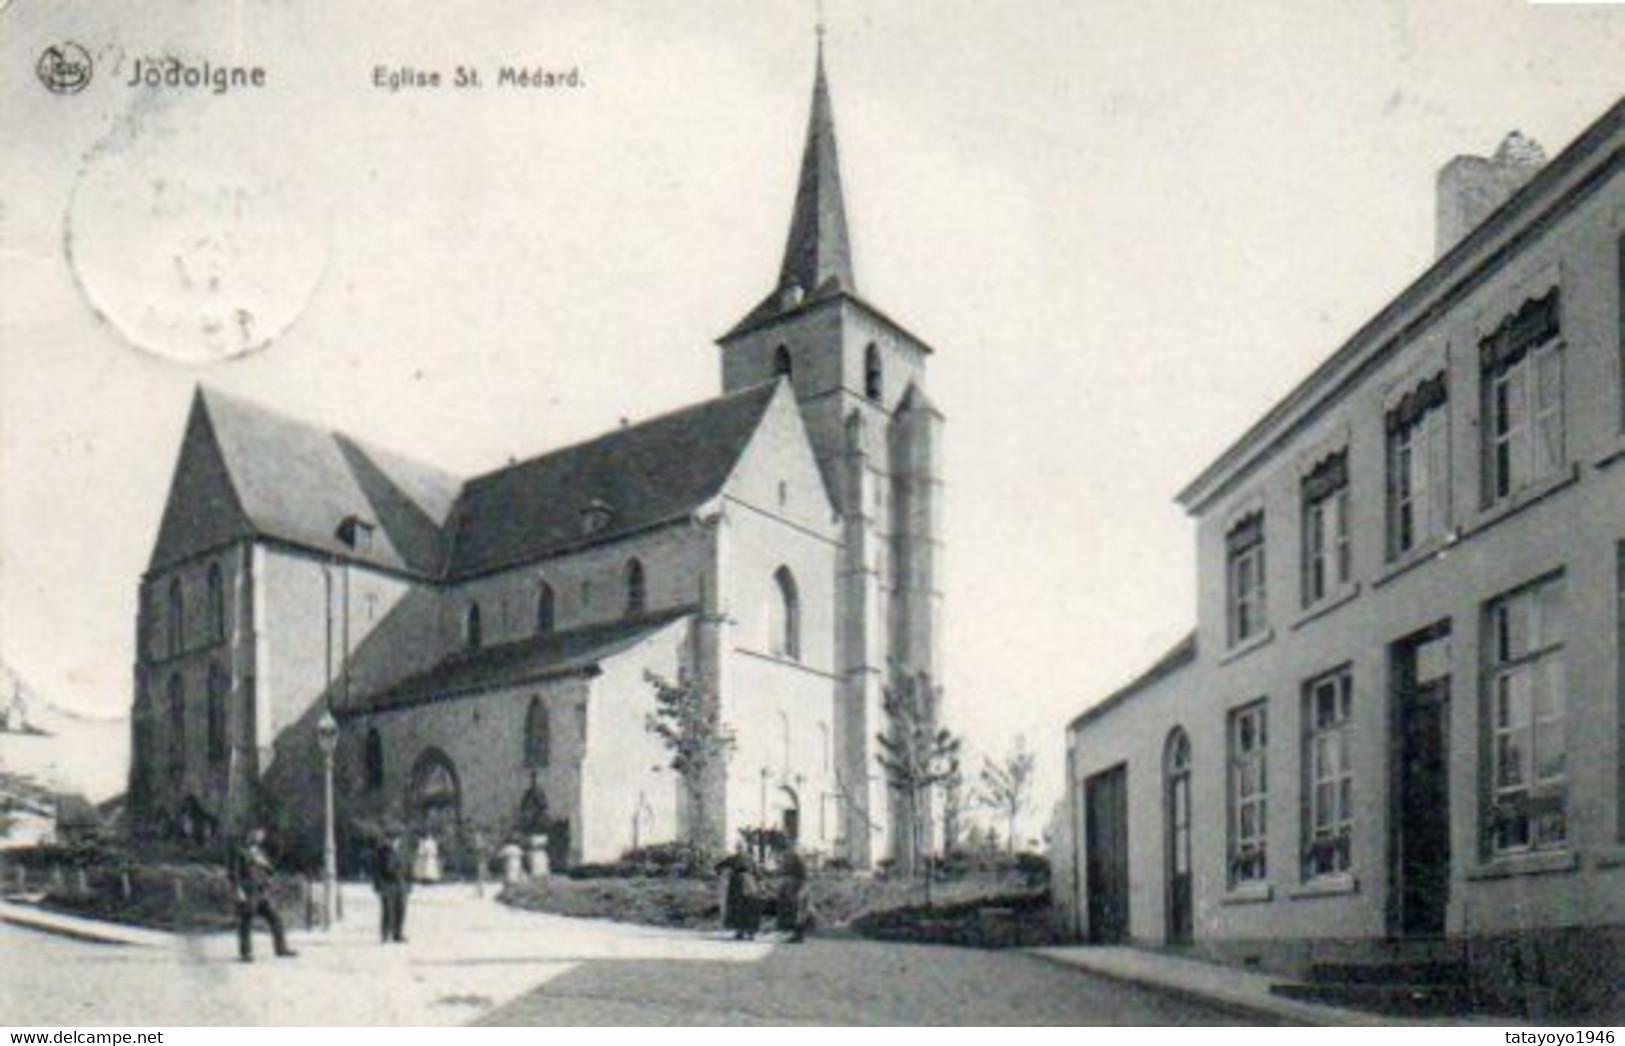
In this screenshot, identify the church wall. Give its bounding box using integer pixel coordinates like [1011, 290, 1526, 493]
[255, 546, 421, 737]
[578, 619, 691, 861]
[713, 383, 842, 853]
[135, 541, 254, 836]
[441, 522, 710, 650]
[335, 674, 591, 866]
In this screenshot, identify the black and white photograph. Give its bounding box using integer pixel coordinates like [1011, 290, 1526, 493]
[1, 0, 1623, 1030]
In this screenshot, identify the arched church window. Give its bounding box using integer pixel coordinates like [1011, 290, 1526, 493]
[207, 563, 226, 643]
[524, 698, 551, 769]
[167, 673, 185, 776]
[205, 663, 228, 764]
[625, 559, 647, 618]
[865, 343, 883, 401]
[774, 345, 793, 378]
[536, 581, 556, 635]
[364, 729, 384, 791]
[167, 577, 184, 657]
[465, 602, 483, 651]
[770, 566, 801, 661]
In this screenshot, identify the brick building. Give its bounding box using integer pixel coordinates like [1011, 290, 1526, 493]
[1060, 97, 1625, 1016]
[125, 42, 944, 871]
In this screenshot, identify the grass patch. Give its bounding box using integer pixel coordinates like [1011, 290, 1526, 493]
[499, 870, 1040, 937]
[35, 861, 306, 934]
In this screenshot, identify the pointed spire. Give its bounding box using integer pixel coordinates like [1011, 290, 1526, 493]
[778, 33, 855, 297]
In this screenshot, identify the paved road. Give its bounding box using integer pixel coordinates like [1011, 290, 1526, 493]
[1, 888, 1270, 1026]
[481, 933, 1271, 1025]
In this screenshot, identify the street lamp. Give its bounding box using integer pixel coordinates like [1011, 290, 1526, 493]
[315, 707, 339, 930]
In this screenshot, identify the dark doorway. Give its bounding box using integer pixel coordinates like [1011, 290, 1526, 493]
[1084, 763, 1130, 944]
[1392, 624, 1452, 937]
[1164, 730, 1193, 945]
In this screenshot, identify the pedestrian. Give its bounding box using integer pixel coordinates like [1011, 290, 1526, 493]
[229, 826, 297, 963]
[413, 830, 442, 884]
[715, 843, 762, 941]
[373, 827, 411, 944]
[775, 842, 813, 943]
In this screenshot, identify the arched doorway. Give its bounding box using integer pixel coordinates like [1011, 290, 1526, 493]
[1164, 727, 1193, 945]
[408, 748, 462, 848]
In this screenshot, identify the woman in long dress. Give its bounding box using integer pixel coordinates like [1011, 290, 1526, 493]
[715, 847, 762, 940]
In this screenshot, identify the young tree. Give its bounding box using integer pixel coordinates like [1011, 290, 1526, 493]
[644, 669, 735, 857]
[978, 736, 1036, 854]
[875, 670, 960, 897]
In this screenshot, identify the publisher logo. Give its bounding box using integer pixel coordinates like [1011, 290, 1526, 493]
[37, 42, 92, 94]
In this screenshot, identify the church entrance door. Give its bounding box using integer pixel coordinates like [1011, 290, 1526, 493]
[408, 748, 462, 849]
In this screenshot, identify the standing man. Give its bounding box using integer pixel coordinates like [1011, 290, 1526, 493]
[230, 826, 297, 962]
[373, 826, 411, 944]
[776, 842, 812, 944]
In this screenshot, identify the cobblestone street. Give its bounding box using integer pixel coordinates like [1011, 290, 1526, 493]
[0, 887, 1266, 1026]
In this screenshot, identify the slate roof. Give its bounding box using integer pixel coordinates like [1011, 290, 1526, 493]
[342, 607, 693, 716]
[188, 380, 780, 580]
[444, 381, 779, 577]
[199, 387, 461, 576]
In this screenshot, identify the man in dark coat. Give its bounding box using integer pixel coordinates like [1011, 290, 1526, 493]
[775, 843, 812, 943]
[229, 827, 296, 962]
[373, 828, 411, 944]
[715, 845, 761, 941]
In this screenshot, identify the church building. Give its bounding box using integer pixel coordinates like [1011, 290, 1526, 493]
[125, 41, 944, 871]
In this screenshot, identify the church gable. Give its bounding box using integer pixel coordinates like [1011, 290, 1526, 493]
[718, 380, 838, 531]
[148, 392, 256, 571]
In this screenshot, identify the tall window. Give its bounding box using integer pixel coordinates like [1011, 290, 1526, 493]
[524, 698, 551, 769]
[770, 566, 801, 660]
[864, 343, 883, 401]
[465, 602, 482, 651]
[1483, 292, 1565, 504]
[536, 581, 556, 635]
[1386, 375, 1450, 557]
[167, 673, 185, 777]
[625, 559, 647, 617]
[205, 663, 228, 764]
[1301, 452, 1351, 606]
[1486, 574, 1568, 854]
[166, 577, 184, 657]
[1302, 668, 1352, 878]
[206, 563, 226, 643]
[1228, 701, 1269, 885]
[364, 729, 384, 791]
[1226, 513, 1267, 646]
[774, 345, 793, 377]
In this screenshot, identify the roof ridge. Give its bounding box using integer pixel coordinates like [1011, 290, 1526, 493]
[462, 380, 780, 490]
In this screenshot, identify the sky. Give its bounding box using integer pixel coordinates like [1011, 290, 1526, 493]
[3, 0, 1624, 831]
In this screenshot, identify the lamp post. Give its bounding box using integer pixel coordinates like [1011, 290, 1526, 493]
[316, 707, 339, 931]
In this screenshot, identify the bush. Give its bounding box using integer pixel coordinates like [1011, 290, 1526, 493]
[34, 859, 306, 934]
[619, 840, 710, 878]
[851, 889, 1069, 949]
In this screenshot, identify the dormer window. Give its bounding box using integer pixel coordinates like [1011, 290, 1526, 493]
[580, 500, 614, 536]
[337, 515, 376, 553]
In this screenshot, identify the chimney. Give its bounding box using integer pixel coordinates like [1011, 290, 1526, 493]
[1435, 130, 1546, 258]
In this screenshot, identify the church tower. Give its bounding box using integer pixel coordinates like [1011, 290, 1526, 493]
[718, 37, 944, 868]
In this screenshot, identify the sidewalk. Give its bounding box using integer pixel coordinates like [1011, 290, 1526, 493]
[0, 898, 174, 948]
[1029, 946, 1507, 1027]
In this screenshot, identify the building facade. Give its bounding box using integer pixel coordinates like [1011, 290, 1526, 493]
[1061, 98, 1625, 1017]
[125, 42, 944, 871]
